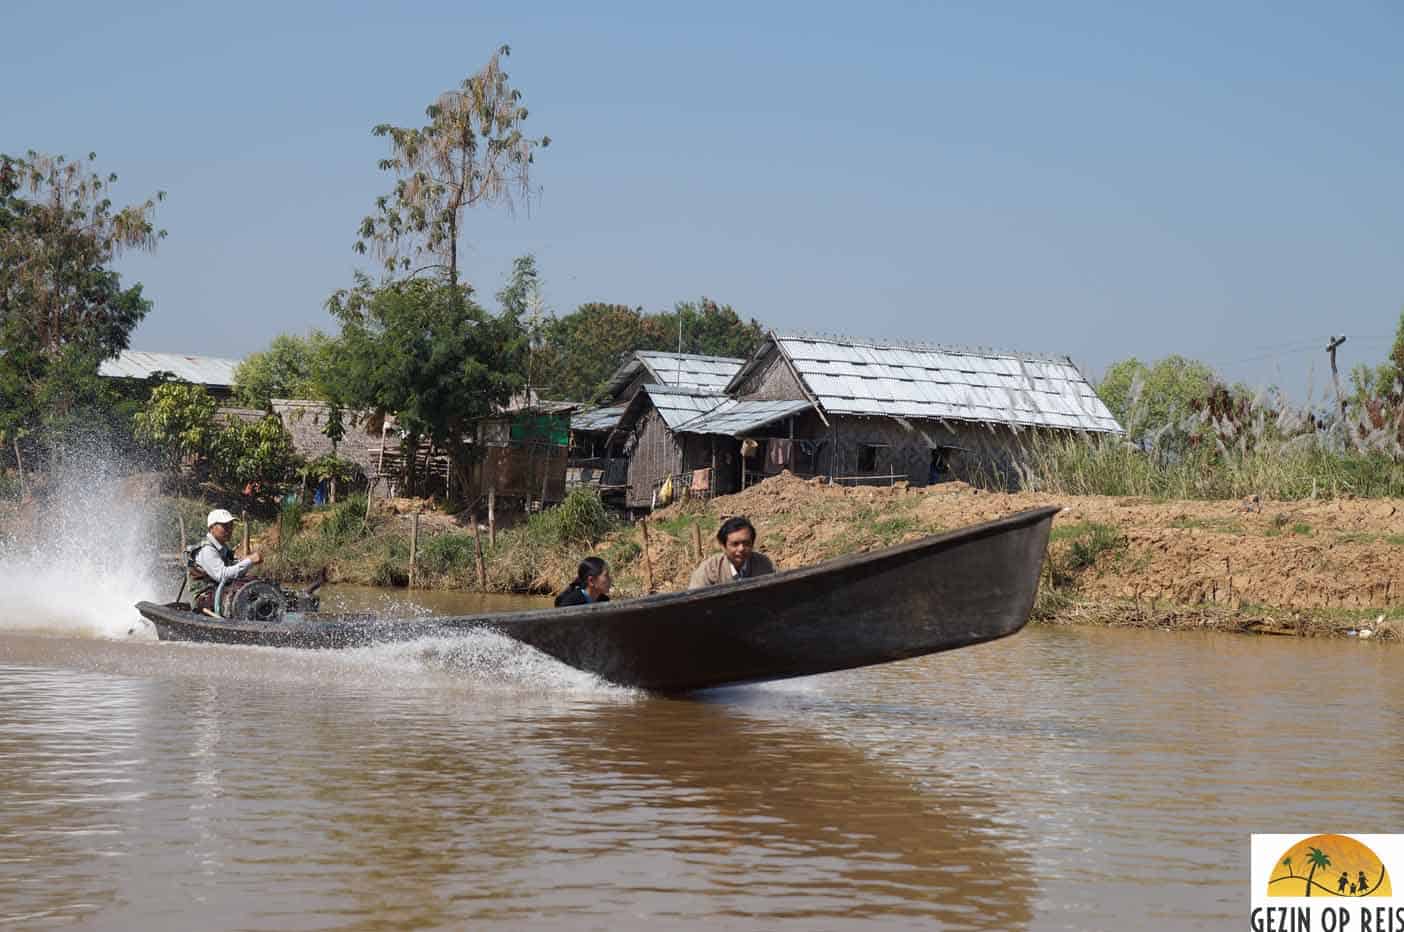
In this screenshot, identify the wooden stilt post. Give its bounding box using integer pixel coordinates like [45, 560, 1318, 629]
[12, 439, 25, 497]
[488, 487, 496, 547]
[409, 511, 420, 588]
[471, 512, 487, 592]
[241, 510, 249, 556]
[693, 523, 703, 561]
[641, 518, 655, 593]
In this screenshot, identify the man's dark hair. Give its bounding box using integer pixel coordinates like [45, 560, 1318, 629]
[716, 516, 756, 545]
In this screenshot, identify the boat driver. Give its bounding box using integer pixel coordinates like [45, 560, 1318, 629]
[687, 515, 775, 589]
[189, 508, 263, 613]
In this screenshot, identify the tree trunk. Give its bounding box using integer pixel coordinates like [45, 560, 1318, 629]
[1304, 863, 1317, 897]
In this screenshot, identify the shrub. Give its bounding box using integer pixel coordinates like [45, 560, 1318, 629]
[319, 494, 367, 543]
[417, 532, 478, 577]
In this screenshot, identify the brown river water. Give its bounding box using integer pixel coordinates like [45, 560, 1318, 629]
[1, 587, 1401, 930]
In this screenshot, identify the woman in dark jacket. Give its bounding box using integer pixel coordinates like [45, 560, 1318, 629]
[554, 557, 612, 607]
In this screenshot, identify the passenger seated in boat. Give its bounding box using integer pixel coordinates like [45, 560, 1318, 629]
[688, 516, 775, 589]
[188, 509, 262, 613]
[555, 557, 612, 607]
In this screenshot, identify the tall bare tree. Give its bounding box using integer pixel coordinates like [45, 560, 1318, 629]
[355, 45, 549, 289]
[1, 151, 164, 354]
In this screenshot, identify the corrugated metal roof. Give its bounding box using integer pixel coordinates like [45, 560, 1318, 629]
[571, 405, 626, 433]
[99, 350, 242, 387]
[602, 351, 746, 397]
[642, 384, 728, 429]
[773, 335, 1122, 433]
[675, 399, 813, 436]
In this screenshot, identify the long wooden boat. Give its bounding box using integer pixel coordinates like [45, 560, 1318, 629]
[136, 505, 1057, 692]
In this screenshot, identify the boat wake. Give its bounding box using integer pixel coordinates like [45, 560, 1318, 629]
[335, 631, 627, 694]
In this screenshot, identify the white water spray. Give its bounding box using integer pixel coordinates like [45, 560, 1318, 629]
[0, 453, 164, 640]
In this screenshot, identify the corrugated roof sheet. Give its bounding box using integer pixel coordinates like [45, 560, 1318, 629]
[603, 351, 745, 397]
[774, 335, 1122, 433]
[571, 405, 626, 433]
[99, 350, 242, 387]
[639, 384, 728, 430]
[675, 399, 813, 436]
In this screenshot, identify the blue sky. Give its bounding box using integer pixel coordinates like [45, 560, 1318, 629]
[5, 0, 1402, 399]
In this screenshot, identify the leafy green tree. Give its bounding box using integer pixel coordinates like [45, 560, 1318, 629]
[1097, 355, 1218, 443]
[321, 276, 527, 489]
[232, 332, 332, 408]
[1349, 308, 1404, 405]
[355, 46, 549, 289]
[132, 382, 219, 469]
[209, 416, 301, 491]
[0, 151, 163, 450]
[534, 297, 765, 402]
[533, 302, 652, 402]
[1304, 846, 1332, 897]
[656, 297, 765, 360]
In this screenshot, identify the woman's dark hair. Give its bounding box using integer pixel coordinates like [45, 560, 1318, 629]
[572, 556, 608, 589]
[716, 516, 756, 545]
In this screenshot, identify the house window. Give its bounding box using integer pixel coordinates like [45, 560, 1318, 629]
[858, 444, 883, 472]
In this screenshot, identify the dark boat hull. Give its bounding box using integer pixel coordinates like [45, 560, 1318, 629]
[137, 506, 1057, 692]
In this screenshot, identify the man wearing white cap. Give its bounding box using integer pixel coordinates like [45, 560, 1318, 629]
[190, 509, 262, 613]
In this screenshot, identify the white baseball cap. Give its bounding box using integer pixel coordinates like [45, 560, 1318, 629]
[207, 509, 238, 527]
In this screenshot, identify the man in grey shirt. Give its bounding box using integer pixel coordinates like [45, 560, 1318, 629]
[688, 515, 775, 589]
[190, 509, 262, 612]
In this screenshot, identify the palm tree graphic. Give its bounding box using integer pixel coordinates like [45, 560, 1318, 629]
[1304, 847, 1332, 897]
[1281, 857, 1294, 878]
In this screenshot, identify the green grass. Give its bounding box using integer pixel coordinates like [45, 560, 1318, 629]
[1291, 522, 1314, 536]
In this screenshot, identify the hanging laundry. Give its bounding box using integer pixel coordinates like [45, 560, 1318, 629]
[765, 438, 793, 475]
[691, 468, 711, 492]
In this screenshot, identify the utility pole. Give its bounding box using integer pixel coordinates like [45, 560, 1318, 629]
[1327, 335, 1348, 417]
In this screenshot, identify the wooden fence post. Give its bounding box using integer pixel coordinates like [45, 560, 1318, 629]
[408, 511, 420, 588]
[488, 487, 496, 548]
[471, 513, 487, 592]
[640, 518, 655, 593]
[693, 523, 703, 561]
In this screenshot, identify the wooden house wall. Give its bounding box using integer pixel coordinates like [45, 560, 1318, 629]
[611, 370, 653, 405]
[731, 348, 807, 401]
[467, 445, 567, 502]
[626, 409, 683, 507]
[821, 416, 1043, 488]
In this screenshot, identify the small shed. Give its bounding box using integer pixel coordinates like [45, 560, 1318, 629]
[466, 404, 575, 508]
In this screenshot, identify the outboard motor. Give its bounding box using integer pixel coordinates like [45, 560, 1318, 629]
[216, 579, 321, 622]
[223, 580, 287, 622]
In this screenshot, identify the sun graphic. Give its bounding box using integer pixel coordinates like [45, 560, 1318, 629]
[1268, 835, 1391, 897]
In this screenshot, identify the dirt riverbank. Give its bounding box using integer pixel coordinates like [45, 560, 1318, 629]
[590, 473, 1404, 639]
